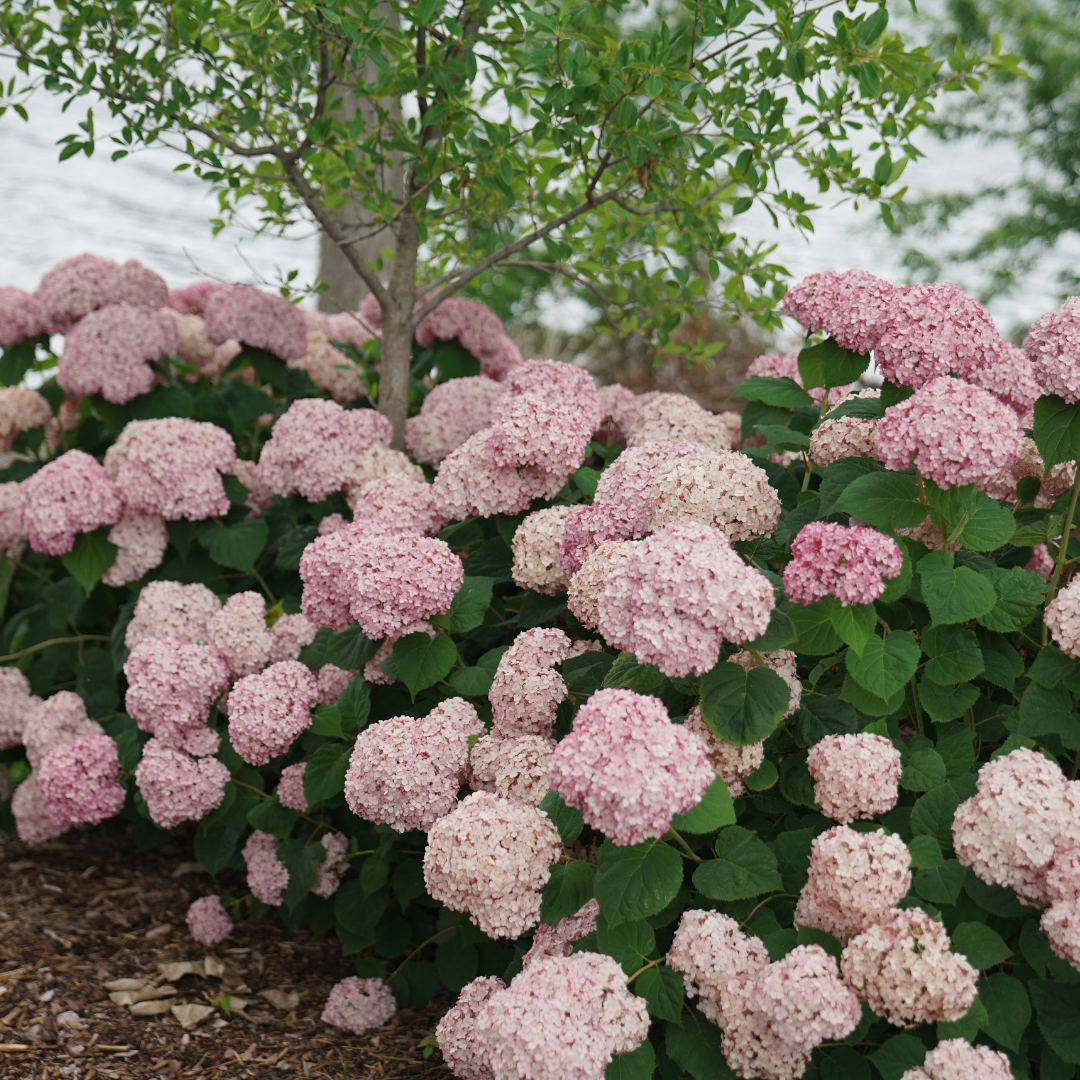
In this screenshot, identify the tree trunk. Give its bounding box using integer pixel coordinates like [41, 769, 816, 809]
[378, 207, 420, 449]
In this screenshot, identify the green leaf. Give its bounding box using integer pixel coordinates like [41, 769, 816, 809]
[1034, 394, 1080, 469]
[597, 914, 655, 975]
[603, 652, 666, 693]
[869, 1034, 927, 1080]
[935, 731, 976, 779]
[666, 1011, 738, 1080]
[829, 600, 876, 657]
[275, 524, 318, 571]
[431, 576, 495, 633]
[937, 997, 988, 1043]
[1018, 680, 1073, 739]
[303, 741, 349, 805]
[392, 859, 426, 910]
[841, 675, 906, 717]
[796, 926, 843, 961]
[818, 456, 884, 515]
[541, 861, 595, 925]
[309, 705, 344, 738]
[914, 859, 966, 906]
[745, 759, 779, 791]
[435, 935, 479, 993]
[76, 647, 117, 716]
[744, 608, 797, 652]
[779, 755, 817, 808]
[1027, 644, 1078, 688]
[960, 492, 1016, 551]
[605, 1040, 656, 1080]
[277, 837, 325, 909]
[247, 797, 297, 839]
[694, 826, 782, 901]
[918, 679, 980, 723]
[699, 662, 789, 745]
[952, 923, 1012, 969]
[61, 529, 117, 596]
[337, 676, 371, 731]
[198, 517, 269, 573]
[595, 839, 684, 927]
[797, 337, 870, 389]
[0, 337, 40, 387]
[978, 567, 1050, 632]
[921, 626, 984, 685]
[392, 633, 456, 698]
[539, 790, 585, 844]
[671, 776, 736, 835]
[823, 397, 886, 421]
[832, 472, 926, 530]
[965, 875, 1028, 918]
[114, 726, 143, 773]
[636, 965, 685, 1022]
[449, 666, 494, 696]
[736, 375, 814, 408]
[561, 650, 615, 695]
[901, 748, 947, 792]
[820, 1047, 871, 1080]
[1031, 980, 1080, 1064]
[979, 972, 1030, 1052]
[193, 824, 243, 877]
[754, 423, 810, 451]
[250, 0, 274, 28]
[517, 591, 566, 629]
[846, 633, 920, 699]
[573, 467, 602, 499]
[789, 599, 844, 655]
[918, 551, 997, 627]
[909, 784, 961, 848]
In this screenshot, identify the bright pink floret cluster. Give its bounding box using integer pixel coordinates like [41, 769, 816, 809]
[489, 628, 571, 738]
[22, 691, 102, 771]
[321, 977, 397, 1034]
[124, 581, 221, 649]
[35, 254, 168, 334]
[784, 523, 903, 609]
[966, 342, 1043, 421]
[227, 660, 317, 766]
[783, 270, 896, 355]
[558, 502, 650, 578]
[203, 285, 308, 361]
[405, 375, 502, 466]
[1025, 295, 1080, 403]
[37, 733, 125, 829]
[186, 895, 233, 948]
[805, 733, 903, 822]
[0, 287, 45, 348]
[134, 739, 230, 829]
[1045, 576, 1080, 658]
[487, 392, 594, 476]
[348, 473, 446, 536]
[899, 1038, 1014, 1080]
[243, 829, 290, 906]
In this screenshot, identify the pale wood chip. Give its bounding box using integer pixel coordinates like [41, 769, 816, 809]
[260, 990, 301, 1010]
[129, 999, 173, 1016]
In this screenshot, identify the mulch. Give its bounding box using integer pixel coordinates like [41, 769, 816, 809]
[0, 820, 455, 1079]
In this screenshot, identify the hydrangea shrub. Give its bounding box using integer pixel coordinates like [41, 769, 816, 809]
[3, 258, 1080, 1079]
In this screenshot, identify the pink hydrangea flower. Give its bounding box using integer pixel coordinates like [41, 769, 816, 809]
[557, 503, 651, 579]
[163, 309, 219, 371]
[495, 359, 602, 431]
[806, 733, 902, 823]
[342, 444, 424, 499]
[0, 287, 45, 348]
[952, 747, 1080, 905]
[12, 774, 66, 845]
[207, 592, 272, 679]
[313, 831, 349, 898]
[472, 952, 649, 1080]
[592, 441, 707, 520]
[511, 506, 574, 596]
[298, 521, 393, 631]
[667, 910, 770, 1025]
[625, 393, 741, 451]
[169, 281, 231, 316]
[35, 254, 168, 334]
[317, 663, 357, 704]
[966, 342, 1043, 421]
[124, 581, 221, 649]
[876, 376, 1024, 488]
[101, 511, 168, 586]
[37, 733, 125, 828]
[784, 522, 903, 608]
[404, 375, 502, 466]
[1047, 846, 1080, 900]
[840, 908, 978, 1027]
[1026, 543, 1054, 581]
[18, 449, 123, 555]
[899, 1038, 1014, 1080]
[0, 667, 41, 751]
[489, 628, 571, 738]
[134, 739, 230, 828]
[436, 976, 507, 1080]
[414, 296, 523, 381]
[566, 540, 640, 631]
[347, 473, 447, 536]
[0, 388, 52, 450]
[22, 691, 103, 771]
[1046, 576, 1080, 658]
[521, 900, 600, 967]
[344, 698, 483, 832]
[487, 391, 594, 477]
[744, 350, 851, 406]
[598, 522, 775, 677]
[0, 482, 26, 560]
[243, 829, 290, 905]
[794, 826, 911, 944]
[683, 706, 764, 799]
[227, 660, 318, 766]
[256, 398, 393, 502]
[468, 733, 556, 808]
[1025, 295, 1080, 403]
[1042, 895, 1080, 971]
[423, 791, 561, 938]
[290, 330, 365, 403]
[808, 388, 881, 468]
[186, 895, 233, 948]
[649, 448, 782, 542]
[322, 977, 397, 1034]
[783, 270, 896, 354]
[548, 688, 713, 845]
[276, 762, 308, 813]
[124, 638, 230, 751]
[267, 613, 318, 665]
[203, 285, 308, 361]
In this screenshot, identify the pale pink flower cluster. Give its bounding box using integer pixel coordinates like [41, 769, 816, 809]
[784, 522, 903, 608]
[12, 775, 65, 844]
[124, 581, 221, 649]
[344, 697, 483, 832]
[436, 975, 507, 1080]
[22, 691, 103, 771]
[1042, 894, 1080, 970]
[548, 688, 713, 845]
[0, 388, 52, 450]
[952, 748, 1080, 905]
[268, 613, 318, 665]
[413, 296, 523, 380]
[487, 392, 594, 476]
[511, 506, 574, 595]
[18, 449, 123, 555]
[840, 908, 978, 1026]
[806, 733, 902, 822]
[0, 287, 45, 347]
[468, 733, 555, 808]
[35, 254, 168, 334]
[348, 473, 446, 536]
[207, 592, 272, 678]
[102, 510, 168, 586]
[520, 900, 600, 967]
[667, 910, 770, 1025]
[794, 826, 911, 944]
[321, 977, 397, 1035]
[256, 398, 393, 502]
[966, 342, 1043, 422]
[598, 523, 775, 677]
[808, 388, 881, 468]
[317, 662, 356, 703]
[203, 285, 308, 361]
[592, 441, 706, 519]
[783, 269, 896, 354]
[650, 449, 782, 542]
[134, 739, 230, 828]
[730, 649, 802, 719]
[566, 540, 639, 630]
[469, 952, 649, 1080]
[683, 706, 764, 798]
[1046, 577, 1080, 658]
[168, 281, 229, 316]
[1025, 295, 1080, 403]
[37, 733, 125, 828]
[227, 660, 318, 766]
[290, 330, 365, 403]
[987, 437, 1076, 508]
[0, 667, 41, 750]
[597, 384, 651, 440]
[313, 831, 349, 898]
[720, 945, 862, 1080]
[557, 502, 650, 578]
[423, 790, 561, 938]
[899, 1039, 1014, 1080]
[405, 375, 502, 466]
[163, 309, 237, 374]
[343, 446, 424, 504]
[186, 895, 233, 948]
[276, 762, 308, 813]
[489, 628, 571, 737]
[243, 829, 290, 906]
[625, 392, 741, 452]
[1027, 543, 1055, 581]
[0, 482, 26, 560]
[299, 522, 390, 631]
[495, 359, 603, 431]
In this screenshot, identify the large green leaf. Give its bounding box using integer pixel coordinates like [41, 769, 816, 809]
[602, 652, 666, 692]
[979, 972, 1030, 1052]
[594, 839, 684, 927]
[1033, 394, 1080, 469]
[303, 741, 350, 805]
[671, 776, 736, 835]
[789, 599, 844, 655]
[952, 923, 1012, 969]
[337, 676, 371, 731]
[832, 471, 927, 530]
[698, 662, 789, 745]
[605, 1041, 656, 1080]
[977, 567, 1050, 632]
[540, 860, 595, 925]
[431, 576, 495, 633]
[277, 837, 325, 909]
[693, 826, 782, 901]
[1031, 980, 1080, 1064]
[845, 632, 920, 699]
[735, 375, 814, 408]
[539, 790, 585, 844]
[918, 679, 980, 723]
[869, 1034, 927, 1080]
[960, 492, 1017, 551]
[198, 517, 269, 573]
[918, 551, 997, 626]
[1018, 680, 1074, 739]
[61, 528, 118, 596]
[596, 914, 656, 975]
[910, 784, 961, 848]
[744, 607, 797, 651]
[392, 632, 457, 697]
[635, 965, 684, 1022]
[828, 600, 876, 656]
[921, 626, 984, 685]
[900, 748, 947, 792]
[666, 1011, 738, 1080]
[797, 336, 871, 388]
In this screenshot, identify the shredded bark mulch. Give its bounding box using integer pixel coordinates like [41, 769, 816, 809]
[0, 820, 454, 1079]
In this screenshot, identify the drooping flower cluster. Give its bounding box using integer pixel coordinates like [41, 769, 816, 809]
[321, 977, 398, 1035]
[22, 691, 103, 771]
[436, 976, 507, 1080]
[134, 739, 230, 829]
[520, 900, 600, 967]
[312, 832, 349, 898]
[412, 295, 523, 380]
[12, 774, 66, 845]
[227, 660, 318, 766]
[102, 510, 169, 587]
[468, 733, 555, 808]
[276, 762, 308, 813]
[783, 269, 896, 354]
[566, 540, 639, 630]
[899, 1039, 1014, 1080]
[243, 829, 290, 906]
[489, 628, 572, 737]
[185, 895, 234, 949]
[783, 522, 903, 608]
[203, 284, 308, 361]
[37, 733, 125, 828]
[805, 733, 902, 822]
[512, 506, 574, 595]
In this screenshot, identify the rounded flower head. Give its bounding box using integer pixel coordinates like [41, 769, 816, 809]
[347, 473, 447, 536]
[495, 359, 602, 431]
[1025, 295, 1080, 403]
[102, 511, 168, 586]
[423, 791, 561, 938]
[22, 691, 102, 771]
[202, 285, 307, 360]
[592, 440, 708, 520]
[783, 269, 896, 354]
[256, 398, 393, 502]
[37, 733, 125, 829]
[876, 376, 1024, 488]
[558, 502, 651, 579]
[317, 662, 357, 704]
[416, 297, 523, 380]
[512, 506, 574, 595]
[468, 733, 555, 808]
[18, 449, 123, 555]
[0, 388, 52, 450]
[207, 592, 272, 679]
[35, 254, 168, 334]
[276, 762, 308, 813]
[650, 448, 782, 542]
[1042, 895, 1080, 971]
[290, 329, 365, 403]
[794, 825, 911, 944]
[840, 909, 978, 1027]
[598, 523, 775, 677]
[321, 977, 397, 1035]
[344, 698, 483, 832]
[597, 384, 651, 439]
[312, 831, 349, 898]
[0, 482, 26, 560]
[163, 309, 219, 371]
[436, 976, 506, 1080]
[134, 739, 229, 829]
[548, 688, 713, 845]
[489, 628, 571, 738]
[268, 613, 318, 666]
[487, 391, 594, 477]
[808, 388, 881, 468]
[299, 521, 389, 631]
[12, 774, 66, 845]
[1046, 576, 1080, 658]
[899, 1038, 1014, 1080]
[186, 895, 233, 948]
[0, 287, 45, 348]
[806, 733, 903, 822]
[344, 444, 424, 495]
[227, 660, 318, 766]
[784, 522, 903, 608]
[966, 342, 1043, 421]
[625, 392, 741, 452]
[566, 540, 639, 631]
[405, 375, 502, 466]
[242, 829, 290, 905]
[683, 706, 764, 798]
[521, 900, 601, 968]
[124, 581, 221, 649]
[0, 667, 41, 751]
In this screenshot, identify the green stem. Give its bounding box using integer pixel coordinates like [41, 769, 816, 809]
[0, 634, 110, 663]
[799, 390, 833, 493]
[1044, 461, 1080, 645]
[249, 565, 277, 606]
[224, 893, 253, 909]
[1072, 749, 1080, 781]
[910, 674, 924, 737]
[229, 778, 328, 833]
[625, 956, 665, 985]
[389, 926, 458, 983]
[738, 893, 799, 930]
[665, 828, 703, 863]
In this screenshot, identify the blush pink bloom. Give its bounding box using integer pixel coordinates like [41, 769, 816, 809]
[414, 296, 523, 381]
[840, 909, 978, 1027]
[548, 688, 713, 845]
[163, 309, 219, 371]
[566, 540, 640, 631]
[227, 660, 318, 766]
[267, 613, 318, 666]
[134, 739, 230, 828]
[22, 691, 103, 772]
[558, 502, 650, 579]
[203, 285, 308, 361]
[899, 1038, 1014, 1080]
[783, 270, 896, 355]
[347, 473, 447, 536]
[436, 976, 507, 1080]
[290, 329, 366, 403]
[1046, 576, 1080, 658]
[36, 254, 168, 334]
[806, 733, 902, 822]
[243, 829, 290, 905]
[168, 281, 231, 316]
[489, 628, 572, 738]
[312, 831, 349, 898]
[124, 581, 222, 649]
[317, 663, 357, 704]
[343, 444, 424, 497]
[0, 482, 26, 560]
[495, 359, 602, 431]
[298, 521, 393, 631]
[511, 506, 574, 596]
[592, 441, 707, 520]
[0, 287, 45, 348]
[0, 667, 41, 751]
[744, 350, 851, 406]
[965, 342, 1043, 420]
[12, 774, 66, 844]
[784, 522, 903, 608]
[322, 977, 397, 1034]
[683, 706, 764, 799]
[469, 733, 557, 808]
[598, 522, 775, 677]
[808, 388, 881, 468]
[405, 375, 502, 466]
[625, 393, 741, 452]
[37, 733, 125, 829]
[207, 592, 273, 679]
[487, 391, 594, 477]
[277, 762, 309, 813]
[423, 791, 561, 938]
[18, 449, 123, 555]
[1025, 295, 1080, 403]
[0, 388, 52, 450]
[101, 511, 168, 586]
[186, 895, 233, 948]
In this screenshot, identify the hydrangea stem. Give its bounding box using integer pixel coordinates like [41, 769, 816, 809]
[625, 956, 665, 985]
[665, 828, 703, 863]
[1044, 462, 1080, 647]
[0, 634, 110, 663]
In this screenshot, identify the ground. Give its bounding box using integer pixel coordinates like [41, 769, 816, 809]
[0, 821, 454, 1080]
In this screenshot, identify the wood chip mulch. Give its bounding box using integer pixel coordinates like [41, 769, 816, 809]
[0, 820, 455, 1079]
